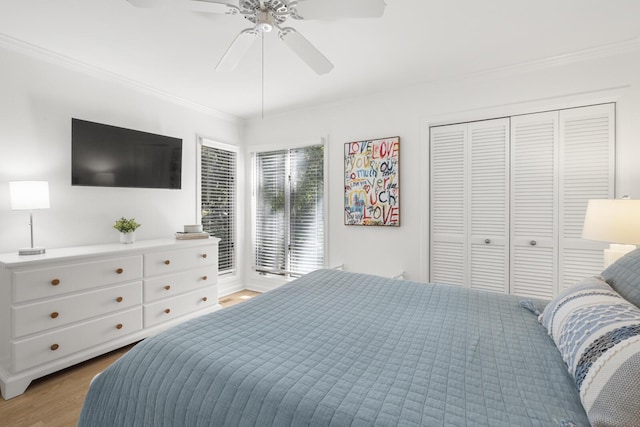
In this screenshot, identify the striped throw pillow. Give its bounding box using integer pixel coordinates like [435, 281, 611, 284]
[539, 276, 640, 427]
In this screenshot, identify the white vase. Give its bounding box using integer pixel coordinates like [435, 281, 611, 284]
[120, 231, 136, 244]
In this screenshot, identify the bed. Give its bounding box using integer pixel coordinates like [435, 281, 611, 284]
[78, 265, 640, 426]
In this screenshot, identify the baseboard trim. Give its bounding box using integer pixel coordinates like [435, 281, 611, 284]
[218, 281, 246, 297]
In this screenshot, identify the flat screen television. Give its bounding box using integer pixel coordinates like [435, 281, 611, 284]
[71, 118, 182, 189]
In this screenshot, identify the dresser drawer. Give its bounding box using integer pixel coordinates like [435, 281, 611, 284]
[13, 256, 143, 303]
[13, 282, 142, 338]
[13, 307, 143, 372]
[143, 267, 216, 303]
[144, 286, 217, 328]
[144, 244, 217, 277]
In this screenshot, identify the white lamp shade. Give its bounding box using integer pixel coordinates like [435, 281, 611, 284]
[9, 181, 50, 210]
[582, 199, 640, 245]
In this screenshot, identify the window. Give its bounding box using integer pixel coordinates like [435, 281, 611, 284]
[253, 143, 324, 277]
[200, 140, 237, 276]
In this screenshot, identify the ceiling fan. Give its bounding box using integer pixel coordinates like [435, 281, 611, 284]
[126, 0, 386, 75]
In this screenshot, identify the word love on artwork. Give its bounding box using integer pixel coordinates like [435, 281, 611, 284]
[344, 136, 400, 226]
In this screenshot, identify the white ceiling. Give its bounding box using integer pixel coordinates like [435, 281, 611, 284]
[1, 0, 639, 119]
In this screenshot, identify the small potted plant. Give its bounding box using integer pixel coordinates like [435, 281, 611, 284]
[113, 217, 141, 244]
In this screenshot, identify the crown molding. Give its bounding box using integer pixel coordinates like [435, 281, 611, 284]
[248, 37, 640, 121]
[3, 30, 639, 123]
[450, 36, 640, 83]
[0, 32, 241, 124]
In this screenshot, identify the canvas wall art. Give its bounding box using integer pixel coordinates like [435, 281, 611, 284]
[344, 136, 400, 226]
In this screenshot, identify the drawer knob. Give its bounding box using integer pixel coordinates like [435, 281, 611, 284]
[116, 268, 124, 274]
[164, 308, 171, 314]
[202, 297, 208, 302]
[51, 344, 59, 351]
[201, 253, 208, 259]
[116, 296, 124, 303]
[116, 324, 123, 330]
[164, 285, 171, 291]
[51, 279, 60, 286]
[530, 240, 537, 246]
[50, 312, 59, 319]
[164, 260, 171, 265]
[202, 275, 208, 281]
[484, 239, 491, 244]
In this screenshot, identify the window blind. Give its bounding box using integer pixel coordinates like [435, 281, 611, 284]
[289, 145, 324, 274]
[201, 144, 236, 275]
[254, 144, 324, 276]
[255, 150, 287, 273]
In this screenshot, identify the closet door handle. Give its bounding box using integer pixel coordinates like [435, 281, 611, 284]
[530, 240, 537, 246]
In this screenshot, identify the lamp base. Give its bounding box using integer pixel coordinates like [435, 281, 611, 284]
[18, 247, 46, 256]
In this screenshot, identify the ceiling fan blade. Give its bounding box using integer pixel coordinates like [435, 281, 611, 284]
[279, 28, 333, 75]
[187, 0, 240, 14]
[127, 0, 238, 13]
[294, 0, 386, 20]
[126, 0, 170, 7]
[216, 29, 259, 72]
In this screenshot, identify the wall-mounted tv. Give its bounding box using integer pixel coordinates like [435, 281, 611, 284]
[71, 118, 182, 189]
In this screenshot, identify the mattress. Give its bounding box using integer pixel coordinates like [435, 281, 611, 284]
[78, 269, 590, 426]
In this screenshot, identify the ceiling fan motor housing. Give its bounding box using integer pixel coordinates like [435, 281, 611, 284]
[240, 0, 293, 30]
[256, 10, 275, 32]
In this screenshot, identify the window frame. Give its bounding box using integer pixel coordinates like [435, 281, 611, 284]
[197, 136, 240, 279]
[250, 138, 328, 281]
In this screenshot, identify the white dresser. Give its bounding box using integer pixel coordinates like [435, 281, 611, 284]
[0, 237, 220, 400]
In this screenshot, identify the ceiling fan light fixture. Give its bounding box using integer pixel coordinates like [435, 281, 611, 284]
[258, 22, 273, 32]
[256, 10, 275, 32]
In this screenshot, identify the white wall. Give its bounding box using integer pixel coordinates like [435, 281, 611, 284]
[244, 48, 640, 285]
[3, 37, 639, 292]
[0, 43, 243, 265]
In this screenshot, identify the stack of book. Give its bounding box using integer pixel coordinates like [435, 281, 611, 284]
[175, 231, 210, 240]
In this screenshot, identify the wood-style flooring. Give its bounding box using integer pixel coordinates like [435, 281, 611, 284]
[0, 290, 260, 427]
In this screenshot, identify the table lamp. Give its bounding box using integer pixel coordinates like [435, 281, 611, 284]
[9, 181, 50, 255]
[582, 198, 640, 267]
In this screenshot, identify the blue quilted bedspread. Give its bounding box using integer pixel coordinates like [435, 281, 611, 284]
[78, 269, 590, 426]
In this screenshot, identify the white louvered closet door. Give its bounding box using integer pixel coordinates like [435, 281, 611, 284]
[468, 119, 510, 293]
[430, 124, 467, 286]
[510, 112, 558, 299]
[430, 103, 615, 297]
[559, 104, 615, 290]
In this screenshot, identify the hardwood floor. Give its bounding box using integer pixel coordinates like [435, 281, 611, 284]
[0, 290, 260, 427]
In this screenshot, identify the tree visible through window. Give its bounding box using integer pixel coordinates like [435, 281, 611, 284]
[254, 144, 324, 276]
[201, 142, 237, 275]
